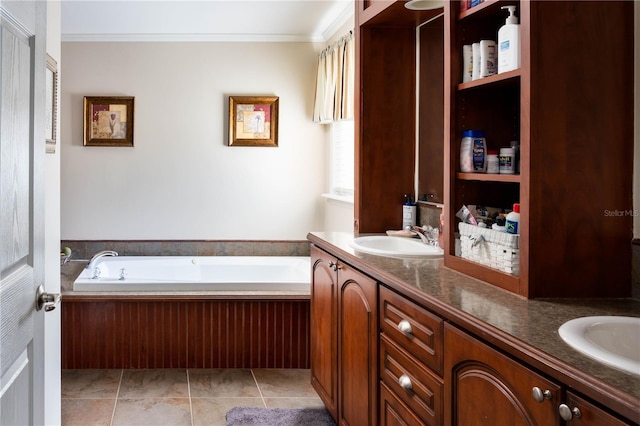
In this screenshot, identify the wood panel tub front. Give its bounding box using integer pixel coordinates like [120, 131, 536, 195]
[61, 296, 310, 369]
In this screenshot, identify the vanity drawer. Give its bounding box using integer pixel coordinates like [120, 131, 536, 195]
[380, 382, 425, 426]
[380, 334, 443, 426]
[380, 285, 444, 375]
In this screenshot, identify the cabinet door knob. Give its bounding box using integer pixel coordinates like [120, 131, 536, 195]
[558, 404, 582, 421]
[397, 319, 413, 335]
[531, 387, 552, 403]
[328, 261, 340, 271]
[398, 374, 412, 390]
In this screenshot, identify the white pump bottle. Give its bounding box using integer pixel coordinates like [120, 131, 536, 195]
[498, 5, 520, 73]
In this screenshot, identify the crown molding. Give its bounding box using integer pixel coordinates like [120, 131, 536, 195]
[61, 32, 328, 43]
[321, 2, 354, 41]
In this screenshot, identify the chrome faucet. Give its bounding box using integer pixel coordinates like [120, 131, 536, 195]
[410, 226, 439, 246]
[86, 250, 118, 270]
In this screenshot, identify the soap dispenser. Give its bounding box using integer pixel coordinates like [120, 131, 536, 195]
[498, 5, 520, 73]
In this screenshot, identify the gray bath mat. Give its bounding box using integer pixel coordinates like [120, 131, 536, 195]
[226, 407, 336, 426]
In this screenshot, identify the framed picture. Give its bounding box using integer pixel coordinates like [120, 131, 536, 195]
[84, 96, 134, 147]
[228, 96, 279, 147]
[45, 54, 58, 154]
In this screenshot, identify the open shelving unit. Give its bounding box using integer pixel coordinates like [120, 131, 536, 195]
[443, 0, 634, 298]
[354, 0, 634, 299]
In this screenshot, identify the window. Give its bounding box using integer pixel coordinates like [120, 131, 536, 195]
[329, 119, 354, 200]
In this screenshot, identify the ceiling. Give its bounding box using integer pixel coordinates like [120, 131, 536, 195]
[61, 0, 355, 43]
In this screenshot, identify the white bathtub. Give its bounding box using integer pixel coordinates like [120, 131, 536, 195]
[73, 256, 310, 292]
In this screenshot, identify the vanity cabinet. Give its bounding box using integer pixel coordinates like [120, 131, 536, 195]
[379, 285, 444, 425]
[308, 233, 639, 426]
[443, 0, 634, 298]
[444, 323, 636, 426]
[310, 245, 378, 425]
[445, 322, 562, 425]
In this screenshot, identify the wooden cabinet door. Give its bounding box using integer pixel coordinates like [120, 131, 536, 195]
[339, 262, 378, 426]
[444, 323, 562, 426]
[564, 392, 631, 426]
[310, 245, 338, 419]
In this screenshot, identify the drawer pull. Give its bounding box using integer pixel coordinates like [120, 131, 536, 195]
[398, 374, 413, 390]
[397, 319, 413, 335]
[531, 387, 552, 403]
[558, 404, 581, 421]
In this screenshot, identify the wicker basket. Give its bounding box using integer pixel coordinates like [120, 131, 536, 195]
[458, 222, 520, 275]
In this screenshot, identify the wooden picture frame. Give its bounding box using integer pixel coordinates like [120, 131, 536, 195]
[45, 54, 58, 154]
[228, 96, 279, 147]
[84, 96, 134, 147]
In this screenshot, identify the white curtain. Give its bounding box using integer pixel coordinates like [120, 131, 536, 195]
[313, 31, 354, 123]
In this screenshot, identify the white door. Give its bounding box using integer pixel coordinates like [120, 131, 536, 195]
[0, 1, 47, 424]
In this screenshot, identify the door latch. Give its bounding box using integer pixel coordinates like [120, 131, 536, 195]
[35, 285, 61, 312]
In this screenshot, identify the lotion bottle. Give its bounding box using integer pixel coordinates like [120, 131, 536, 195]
[498, 5, 520, 73]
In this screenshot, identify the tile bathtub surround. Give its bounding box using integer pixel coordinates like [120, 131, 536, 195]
[61, 368, 324, 426]
[61, 240, 311, 261]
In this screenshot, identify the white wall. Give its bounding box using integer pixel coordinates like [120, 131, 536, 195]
[45, 2, 61, 424]
[61, 41, 326, 240]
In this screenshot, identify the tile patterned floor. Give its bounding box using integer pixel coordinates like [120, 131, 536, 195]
[62, 369, 325, 426]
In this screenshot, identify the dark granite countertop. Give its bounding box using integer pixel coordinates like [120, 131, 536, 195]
[308, 231, 640, 422]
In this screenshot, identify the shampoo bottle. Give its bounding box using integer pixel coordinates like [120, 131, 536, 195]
[402, 194, 416, 229]
[498, 5, 520, 73]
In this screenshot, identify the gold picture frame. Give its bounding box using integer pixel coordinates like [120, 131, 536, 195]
[84, 96, 134, 147]
[45, 54, 58, 154]
[228, 96, 279, 147]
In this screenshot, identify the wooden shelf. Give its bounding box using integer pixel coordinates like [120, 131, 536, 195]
[444, 255, 520, 295]
[457, 69, 520, 91]
[456, 173, 520, 183]
[458, 0, 519, 21]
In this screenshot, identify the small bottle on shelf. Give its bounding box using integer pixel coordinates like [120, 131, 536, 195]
[505, 203, 520, 234]
[499, 147, 516, 174]
[486, 150, 500, 173]
[460, 130, 487, 173]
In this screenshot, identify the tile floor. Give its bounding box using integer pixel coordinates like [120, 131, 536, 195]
[62, 368, 325, 425]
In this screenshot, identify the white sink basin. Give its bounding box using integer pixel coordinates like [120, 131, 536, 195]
[558, 316, 640, 376]
[350, 236, 443, 258]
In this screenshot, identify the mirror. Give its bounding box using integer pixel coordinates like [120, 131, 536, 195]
[416, 14, 444, 205]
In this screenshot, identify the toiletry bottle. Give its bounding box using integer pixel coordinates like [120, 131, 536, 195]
[505, 203, 520, 234]
[471, 131, 487, 172]
[472, 43, 481, 80]
[499, 147, 516, 174]
[492, 216, 506, 232]
[460, 130, 486, 173]
[498, 5, 520, 73]
[462, 44, 473, 83]
[479, 40, 497, 77]
[510, 140, 520, 173]
[402, 194, 416, 229]
[486, 150, 499, 174]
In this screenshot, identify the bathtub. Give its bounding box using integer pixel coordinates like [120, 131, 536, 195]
[73, 256, 310, 292]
